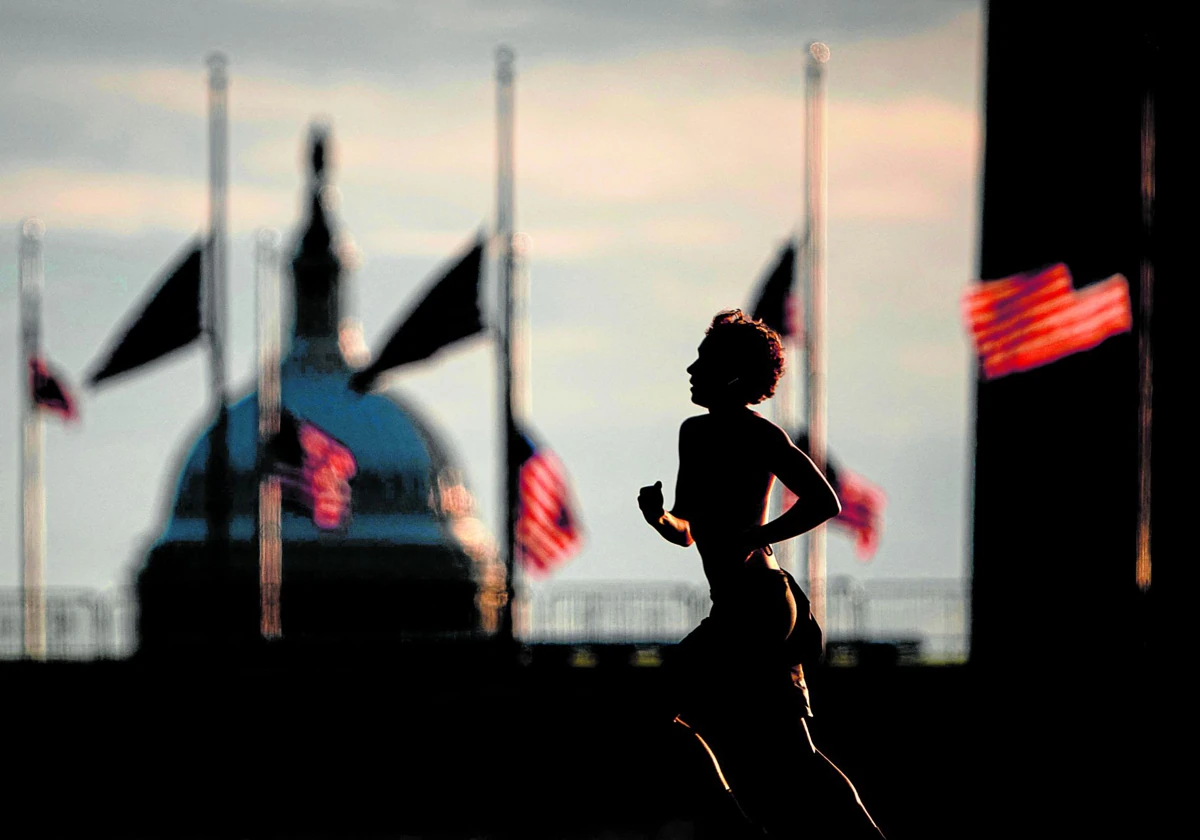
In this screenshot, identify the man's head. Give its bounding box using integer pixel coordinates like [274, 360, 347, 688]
[687, 309, 785, 408]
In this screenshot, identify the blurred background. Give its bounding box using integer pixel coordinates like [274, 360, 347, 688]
[1, 3, 1177, 839]
[0, 0, 980, 661]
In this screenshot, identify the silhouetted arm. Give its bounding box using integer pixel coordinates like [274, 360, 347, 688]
[638, 480, 694, 547]
[637, 422, 698, 548]
[744, 421, 840, 550]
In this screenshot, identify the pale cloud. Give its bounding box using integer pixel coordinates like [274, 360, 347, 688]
[358, 228, 486, 259]
[58, 13, 979, 250]
[829, 96, 979, 220]
[0, 168, 292, 235]
[531, 323, 620, 359]
[640, 215, 742, 249]
[518, 227, 621, 259]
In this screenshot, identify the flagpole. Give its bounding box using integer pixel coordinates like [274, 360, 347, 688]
[496, 45, 519, 645]
[774, 303, 797, 577]
[803, 42, 830, 632]
[513, 233, 532, 420]
[19, 218, 46, 660]
[204, 53, 232, 617]
[511, 231, 533, 637]
[256, 228, 283, 639]
[1134, 79, 1154, 594]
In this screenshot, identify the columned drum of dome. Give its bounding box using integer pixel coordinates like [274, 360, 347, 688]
[135, 127, 504, 653]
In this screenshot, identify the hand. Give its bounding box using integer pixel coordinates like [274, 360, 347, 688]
[638, 481, 665, 522]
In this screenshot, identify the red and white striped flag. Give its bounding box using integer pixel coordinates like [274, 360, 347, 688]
[831, 469, 887, 562]
[516, 431, 583, 576]
[962, 263, 1132, 379]
[267, 411, 358, 530]
[782, 463, 886, 562]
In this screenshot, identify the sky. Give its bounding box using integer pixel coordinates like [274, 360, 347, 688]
[0, 0, 983, 598]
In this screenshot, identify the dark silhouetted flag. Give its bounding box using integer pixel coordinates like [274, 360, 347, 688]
[350, 234, 485, 392]
[787, 431, 886, 562]
[962, 263, 1132, 379]
[515, 427, 583, 576]
[87, 240, 204, 387]
[750, 237, 801, 339]
[267, 410, 358, 530]
[29, 357, 77, 421]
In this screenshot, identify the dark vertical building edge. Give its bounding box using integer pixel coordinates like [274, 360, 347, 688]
[972, 3, 1181, 833]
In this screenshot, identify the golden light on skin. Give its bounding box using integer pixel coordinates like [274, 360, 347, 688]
[673, 716, 733, 794]
[809, 41, 831, 64]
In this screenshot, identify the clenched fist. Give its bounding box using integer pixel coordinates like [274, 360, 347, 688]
[638, 480, 665, 523]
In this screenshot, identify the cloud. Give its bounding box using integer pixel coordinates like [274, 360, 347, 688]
[0, 1, 973, 78]
[4, 6, 981, 255]
[0, 167, 292, 235]
[829, 96, 979, 220]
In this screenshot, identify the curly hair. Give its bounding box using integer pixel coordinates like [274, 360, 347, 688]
[704, 309, 786, 405]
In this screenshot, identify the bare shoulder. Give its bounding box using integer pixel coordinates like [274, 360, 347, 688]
[679, 414, 708, 437]
[745, 411, 790, 446]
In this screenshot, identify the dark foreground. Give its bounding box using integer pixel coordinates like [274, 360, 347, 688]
[6, 643, 1158, 839]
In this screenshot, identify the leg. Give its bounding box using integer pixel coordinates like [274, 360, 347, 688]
[811, 746, 886, 839]
[706, 713, 885, 840]
[670, 715, 767, 838]
[761, 718, 885, 840]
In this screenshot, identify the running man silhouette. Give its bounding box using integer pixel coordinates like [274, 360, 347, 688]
[638, 309, 885, 838]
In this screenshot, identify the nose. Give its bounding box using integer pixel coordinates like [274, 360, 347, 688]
[687, 359, 698, 376]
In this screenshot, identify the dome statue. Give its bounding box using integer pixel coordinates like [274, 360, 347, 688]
[135, 126, 504, 652]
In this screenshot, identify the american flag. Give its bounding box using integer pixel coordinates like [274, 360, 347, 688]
[782, 465, 886, 562]
[962, 263, 1132, 379]
[516, 431, 583, 576]
[29, 357, 77, 421]
[268, 411, 358, 530]
[831, 469, 887, 562]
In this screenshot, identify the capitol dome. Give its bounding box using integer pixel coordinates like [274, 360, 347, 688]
[135, 127, 503, 652]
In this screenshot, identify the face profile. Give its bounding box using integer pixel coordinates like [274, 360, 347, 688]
[686, 336, 740, 409]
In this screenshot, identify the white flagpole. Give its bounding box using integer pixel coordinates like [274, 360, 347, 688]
[496, 45, 519, 643]
[204, 53, 232, 577]
[256, 228, 283, 639]
[19, 218, 46, 660]
[511, 231, 532, 638]
[773, 301, 797, 577]
[804, 42, 830, 632]
[513, 232, 532, 421]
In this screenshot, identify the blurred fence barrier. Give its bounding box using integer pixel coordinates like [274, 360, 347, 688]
[0, 588, 135, 660]
[1, 576, 967, 664]
[520, 576, 967, 663]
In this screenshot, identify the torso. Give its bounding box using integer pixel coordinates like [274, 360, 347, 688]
[673, 409, 782, 590]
